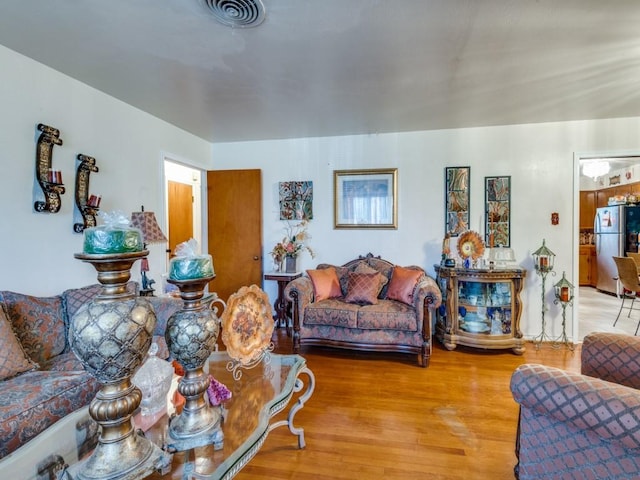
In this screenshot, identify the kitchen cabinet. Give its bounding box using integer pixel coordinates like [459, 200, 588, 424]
[579, 245, 597, 286]
[579, 190, 596, 229]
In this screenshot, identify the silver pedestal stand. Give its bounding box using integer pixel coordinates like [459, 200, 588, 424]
[62, 251, 171, 480]
[165, 276, 225, 452]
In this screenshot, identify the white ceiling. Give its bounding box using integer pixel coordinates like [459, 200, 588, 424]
[2, 1, 640, 144]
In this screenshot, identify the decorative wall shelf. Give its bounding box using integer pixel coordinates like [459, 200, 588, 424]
[73, 154, 100, 233]
[33, 123, 64, 213]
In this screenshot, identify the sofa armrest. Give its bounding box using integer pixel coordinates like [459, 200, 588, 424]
[284, 276, 314, 310]
[285, 276, 314, 352]
[511, 363, 640, 451]
[581, 332, 640, 389]
[413, 275, 442, 325]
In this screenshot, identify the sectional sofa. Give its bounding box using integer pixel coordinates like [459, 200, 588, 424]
[0, 283, 181, 459]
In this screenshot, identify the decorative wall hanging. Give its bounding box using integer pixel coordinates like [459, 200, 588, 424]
[33, 123, 65, 213]
[334, 168, 398, 229]
[279, 181, 313, 220]
[484, 176, 511, 247]
[73, 154, 100, 233]
[444, 167, 470, 236]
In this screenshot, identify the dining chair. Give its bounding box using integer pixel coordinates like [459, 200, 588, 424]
[627, 251, 640, 271]
[612, 256, 640, 334]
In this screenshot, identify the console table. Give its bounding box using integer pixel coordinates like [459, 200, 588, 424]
[264, 271, 302, 330]
[2, 352, 315, 480]
[434, 265, 527, 354]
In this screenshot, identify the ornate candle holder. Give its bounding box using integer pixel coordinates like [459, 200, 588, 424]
[532, 239, 556, 348]
[165, 275, 224, 452]
[66, 251, 171, 480]
[553, 271, 575, 350]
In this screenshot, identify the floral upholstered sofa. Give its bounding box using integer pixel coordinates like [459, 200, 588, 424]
[510, 332, 640, 479]
[284, 253, 442, 367]
[0, 283, 181, 460]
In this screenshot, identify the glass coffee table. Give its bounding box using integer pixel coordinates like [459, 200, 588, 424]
[1, 352, 315, 480]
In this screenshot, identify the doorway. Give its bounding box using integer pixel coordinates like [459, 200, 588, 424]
[575, 153, 640, 340]
[164, 159, 203, 293]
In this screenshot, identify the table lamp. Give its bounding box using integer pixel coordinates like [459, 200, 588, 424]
[130, 206, 167, 295]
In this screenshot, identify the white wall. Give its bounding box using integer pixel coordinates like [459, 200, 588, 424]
[0, 45, 212, 295]
[212, 118, 640, 341]
[6, 41, 640, 342]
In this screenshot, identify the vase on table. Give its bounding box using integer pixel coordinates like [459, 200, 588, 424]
[273, 256, 283, 272]
[67, 250, 171, 479]
[285, 255, 297, 273]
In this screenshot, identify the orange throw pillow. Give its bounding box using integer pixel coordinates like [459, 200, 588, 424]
[387, 266, 423, 305]
[307, 267, 342, 301]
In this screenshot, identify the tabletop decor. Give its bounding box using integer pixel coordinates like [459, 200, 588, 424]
[334, 168, 398, 229]
[67, 248, 171, 479]
[165, 242, 225, 452]
[272, 220, 314, 273]
[221, 284, 275, 379]
[130, 206, 168, 294]
[457, 230, 485, 267]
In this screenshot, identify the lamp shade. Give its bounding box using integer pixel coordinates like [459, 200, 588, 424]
[130, 210, 167, 245]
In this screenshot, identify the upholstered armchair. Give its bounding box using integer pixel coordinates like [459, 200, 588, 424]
[510, 332, 640, 479]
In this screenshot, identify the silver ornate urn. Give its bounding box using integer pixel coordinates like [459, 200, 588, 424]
[165, 275, 224, 451]
[67, 251, 171, 480]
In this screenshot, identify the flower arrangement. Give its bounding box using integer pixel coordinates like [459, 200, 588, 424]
[270, 220, 315, 261]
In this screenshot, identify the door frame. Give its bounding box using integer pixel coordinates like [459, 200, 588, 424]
[573, 150, 640, 341]
[162, 153, 206, 282]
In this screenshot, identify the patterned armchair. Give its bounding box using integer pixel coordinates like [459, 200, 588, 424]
[510, 332, 640, 479]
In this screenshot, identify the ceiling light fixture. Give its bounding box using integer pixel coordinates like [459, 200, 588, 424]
[203, 0, 266, 28]
[582, 160, 610, 180]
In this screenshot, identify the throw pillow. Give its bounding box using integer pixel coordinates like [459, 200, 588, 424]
[344, 272, 385, 305]
[387, 266, 424, 305]
[355, 262, 389, 296]
[0, 303, 38, 380]
[0, 291, 66, 364]
[307, 268, 342, 301]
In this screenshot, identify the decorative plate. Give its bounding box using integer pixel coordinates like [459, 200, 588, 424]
[221, 285, 275, 366]
[457, 230, 485, 260]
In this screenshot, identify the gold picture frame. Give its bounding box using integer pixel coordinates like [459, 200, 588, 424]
[333, 168, 398, 229]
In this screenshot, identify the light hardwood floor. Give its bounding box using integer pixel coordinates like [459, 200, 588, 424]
[579, 286, 640, 339]
[235, 330, 582, 480]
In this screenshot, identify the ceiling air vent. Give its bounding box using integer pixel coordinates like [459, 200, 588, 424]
[204, 0, 266, 28]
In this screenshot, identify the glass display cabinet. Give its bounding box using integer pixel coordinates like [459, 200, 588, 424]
[434, 265, 527, 354]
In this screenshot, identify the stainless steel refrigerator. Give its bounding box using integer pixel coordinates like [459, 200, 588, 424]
[595, 205, 640, 294]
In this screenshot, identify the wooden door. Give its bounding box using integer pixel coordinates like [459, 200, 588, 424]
[168, 180, 194, 258]
[207, 169, 262, 304]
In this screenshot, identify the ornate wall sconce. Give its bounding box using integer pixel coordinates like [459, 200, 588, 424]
[33, 123, 65, 213]
[73, 154, 100, 233]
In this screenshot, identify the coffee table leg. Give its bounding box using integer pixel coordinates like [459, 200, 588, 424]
[269, 366, 315, 448]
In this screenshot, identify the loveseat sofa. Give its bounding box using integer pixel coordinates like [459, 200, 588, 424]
[284, 253, 442, 367]
[510, 332, 640, 479]
[0, 283, 182, 460]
